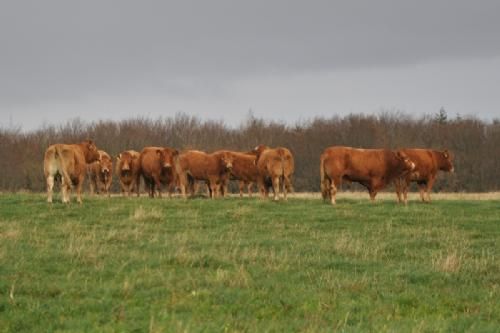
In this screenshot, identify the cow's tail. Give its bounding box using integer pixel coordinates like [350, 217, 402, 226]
[54, 146, 72, 188]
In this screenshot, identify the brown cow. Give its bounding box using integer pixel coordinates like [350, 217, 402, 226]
[216, 151, 258, 197]
[88, 150, 113, 197]
[394, 149, 454, 204]
[115, 150, 141, 196]
[177, 150, 234, 199]
[253, 145, 295, 201]
[44, 140, 101, 203]
[139, 147, 179, 198]
[320, 146, 415, 204]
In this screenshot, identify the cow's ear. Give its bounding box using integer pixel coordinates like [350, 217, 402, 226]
[116, 154, 122, 161]
[443, 150, 449, 158]
[156, 149, 162, 156]
[173, 149, 179, 156]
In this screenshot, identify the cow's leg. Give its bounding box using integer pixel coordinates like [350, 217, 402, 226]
[135, 175, 141, 197]
[238, 181, 245, 198]
[425, 176, 436, 203]
[75, 176, 84, 204]
[167, 182, 173, 199]
[61, 176, 71, 204]
[272, 176, 280, 201]
[248, 182, 253, 198]
[330, 176, 341, 205]
[179, 183, 187, 199]
[89, 179, 95, 196]
[46, 174, 55, 203]
[148, 181, 155, 198]
[418, 182, 426, 202]
[281, 176, 288, 201]
[257, 177, 266, 199]
[402, 180, 410, 205]
[154, 176, 163, 198]
[394, 178, 403, 203]
[208, 180, 218, 199]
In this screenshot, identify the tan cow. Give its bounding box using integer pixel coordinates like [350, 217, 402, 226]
[139, 147, 180, 198]
[394, 149, 454, 204]
[115, 150, 141, 196]
[88, 150, 113, 197]
[44, 140, 101, 203]
[177, 150, 234, 199]
[320, 146, 415, 204]
[253, 145, 295, 201]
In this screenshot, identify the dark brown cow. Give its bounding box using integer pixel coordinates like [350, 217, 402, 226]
[88, 150, 113, 197]
[139, 147, 179, 198]
[320, 146, 415, 204]
[394, 149, 454, 204]
[215, 151, 258, 197]
[177, 150, 234, 199]
[253, 145, 295, 201]
[115, 150, 141, 196]
[44, 140, 100, 203]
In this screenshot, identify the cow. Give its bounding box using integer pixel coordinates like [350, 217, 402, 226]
[253, 145, 295, 201]
[88, 150, 113, 197]
[139, 147, 179, 198]
[44, 140, 101, 204]
[320, 146, 415, 205]
[215, 151, 258, 197]
[115, 150, 141, 196]
[177, 150, 234, 199]
[394, 149, 454, 204]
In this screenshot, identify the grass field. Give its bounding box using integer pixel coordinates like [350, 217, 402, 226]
[1, 193, 499, 332]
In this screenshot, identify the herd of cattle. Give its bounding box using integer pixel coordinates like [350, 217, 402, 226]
[43, 140, 454, 205]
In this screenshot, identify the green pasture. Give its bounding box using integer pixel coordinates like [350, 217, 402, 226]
[0, 194, 499, 332]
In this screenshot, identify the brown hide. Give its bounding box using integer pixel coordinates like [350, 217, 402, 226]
[139, 147, 179, 198]
[88, 150, 113, 197]
[320, 146, 415, 204]
[44, 140, 100, 203]
[115, 150, 141, 196]
[254, 146, 294, 201]
[394, 149, 454, 204]
[214, 151, 258, 197]
[177, 150, 234, 198]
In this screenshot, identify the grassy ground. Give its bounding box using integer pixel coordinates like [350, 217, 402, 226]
[0, 193, 499, 332]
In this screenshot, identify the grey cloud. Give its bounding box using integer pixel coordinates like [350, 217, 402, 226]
[1, 1, 500, 103]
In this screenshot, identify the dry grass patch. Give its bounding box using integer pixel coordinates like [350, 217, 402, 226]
[131, 205, 163, 221]
[433, 250, 463, 273]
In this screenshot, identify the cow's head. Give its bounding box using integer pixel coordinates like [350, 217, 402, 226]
[396, 151, 415, 173]
[98, 152, 112, 177]
[117, 152, 137, 175]
[83, 140, 101, 163]
[157, 148, 178, 170]
[219, 152, 234, 171]
[251, 144, 270, 164]
[440, 150, 454, 172]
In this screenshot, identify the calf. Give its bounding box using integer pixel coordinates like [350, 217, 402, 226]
[44, 140, 101, 203]
[320, 146, 415, 204]
[88, 150, 113, 197]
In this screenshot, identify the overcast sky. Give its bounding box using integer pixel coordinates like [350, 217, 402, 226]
[1, 0, 499, 131]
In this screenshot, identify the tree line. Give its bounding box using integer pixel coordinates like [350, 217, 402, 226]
[1, 111, 499, 193]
